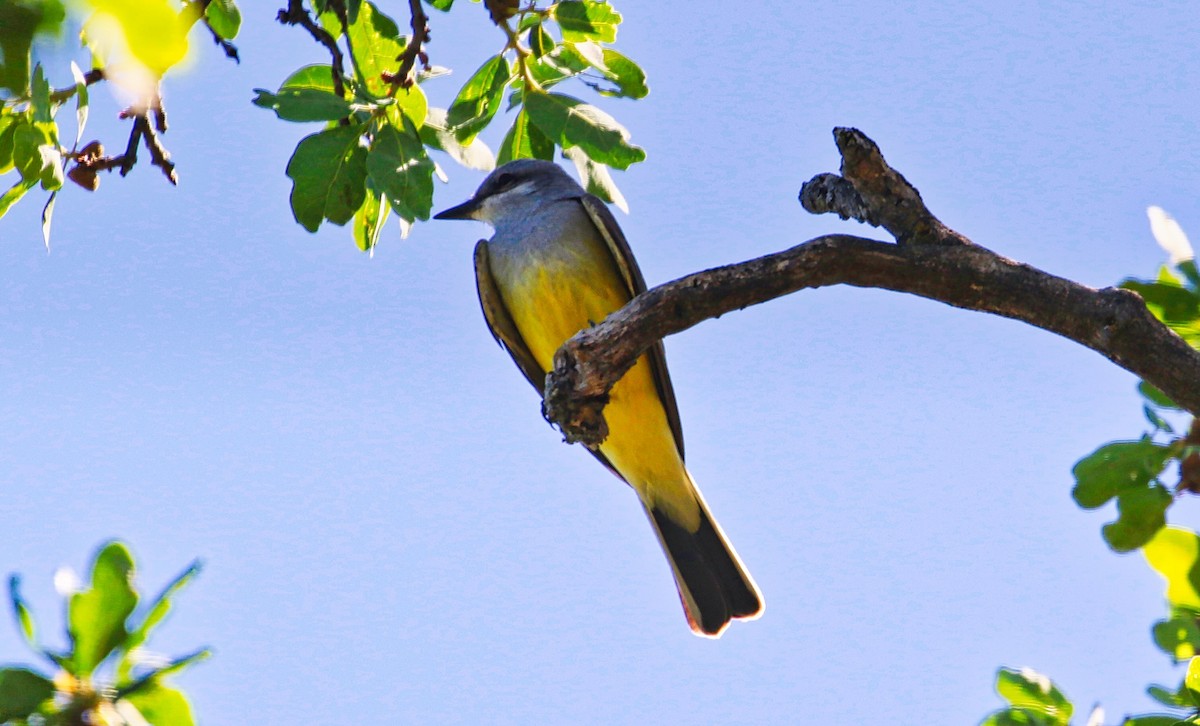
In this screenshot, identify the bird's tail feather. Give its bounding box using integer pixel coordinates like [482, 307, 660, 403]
[644, 476, 762, 637]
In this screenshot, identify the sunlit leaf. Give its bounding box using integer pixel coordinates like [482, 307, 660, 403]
[446, 55, 510, 143]
[353, 190, 390, 253]
[7, 576, 37, 649]
[69, 541, 138, 677]
[286, 124, 369, 232]
[994, 667, 1073, 725]
[70, 62, 90, 147]
[1153, 611, 1200, 662]
[551, 0, 621, 43]
[496, 109, 554, 165]
[563, 145, 626, 212]
[122, 682, 196, 726]
[524, 91, 644, 169]
[118, 560, 202, 683]
[0, 178, 36, 218]
[366, 119, 434, 222]
[205, 0, 241, 40]
[0, 0, 65, 95]
[1144, 527, 1200, 610]
[81, 0, 190, 77]
[421, 107, 495, 171]
[346, 0, 406, 99]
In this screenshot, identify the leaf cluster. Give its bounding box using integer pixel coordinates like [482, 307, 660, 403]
[0, 0, 242, 246]
[262, 0, 647, 253]
[0, 541, 207, 726]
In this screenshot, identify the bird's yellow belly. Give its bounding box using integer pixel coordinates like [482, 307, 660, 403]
[501, 257, 696, 525]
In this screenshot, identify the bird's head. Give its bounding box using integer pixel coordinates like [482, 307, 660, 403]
[434, 160, 577, 225]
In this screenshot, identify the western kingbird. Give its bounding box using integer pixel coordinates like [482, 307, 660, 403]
[436, 160, 762, 637]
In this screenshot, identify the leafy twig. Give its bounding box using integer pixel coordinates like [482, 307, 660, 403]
[382, 0, 430, 92]
[276, 0, 346, 98]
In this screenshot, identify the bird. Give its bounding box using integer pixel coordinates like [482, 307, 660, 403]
[435, 159, 762, 637]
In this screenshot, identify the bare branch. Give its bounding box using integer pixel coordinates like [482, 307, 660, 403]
[543, 128, 1200, 445]
[382, 0, 431, 90]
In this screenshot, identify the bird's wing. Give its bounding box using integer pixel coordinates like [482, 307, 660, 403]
[578, 195, 686, 460]
[474, 238, 624, 478]
[474, 240, 545, 392]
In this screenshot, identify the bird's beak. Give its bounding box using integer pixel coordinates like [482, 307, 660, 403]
[434, 197, 482, 221]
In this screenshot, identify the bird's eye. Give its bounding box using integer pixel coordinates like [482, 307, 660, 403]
[494, 172, 516, 189]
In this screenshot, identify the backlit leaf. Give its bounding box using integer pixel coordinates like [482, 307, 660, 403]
[523, 91, 644, 169]
[69, 541, 138, 676]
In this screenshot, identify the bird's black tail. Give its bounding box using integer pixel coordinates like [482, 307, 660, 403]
[645, 477, 762, 637]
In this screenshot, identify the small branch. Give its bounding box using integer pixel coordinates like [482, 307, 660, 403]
[47, 68, 104, 105]
[73, 106, 176, 187]
[277, 0, 346, 98]
[543, 128, 1200, 445]
[382, 0, 430, 91]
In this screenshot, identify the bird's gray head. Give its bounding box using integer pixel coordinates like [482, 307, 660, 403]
[434, 160, 581, 225]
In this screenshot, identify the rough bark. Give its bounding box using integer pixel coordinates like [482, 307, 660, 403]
[542, 128, 1200, 446]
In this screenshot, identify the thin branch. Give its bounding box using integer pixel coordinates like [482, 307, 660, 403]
[542, 128, 1200, 445]
[277, 0, 346, 99]
[46, 68, 104, 105]
[382, 0, 430, 91]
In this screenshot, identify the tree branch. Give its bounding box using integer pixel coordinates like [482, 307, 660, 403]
[382, 0, 430, 91]
[277, 0, 346, 99]
[542, 128, 1200, 446]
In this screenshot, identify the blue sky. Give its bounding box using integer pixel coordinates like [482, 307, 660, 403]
[2, 1, 1199, 723]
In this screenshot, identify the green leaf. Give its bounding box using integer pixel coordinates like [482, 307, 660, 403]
[121, 648, 211, 698]
[1187, 656, 1200, 707]
[69, 541, 139, 676]
[385, 85, 429, 131]
[123, 682, 196, 726]
[528, 43, 589, 91]
[1071, 439, 1173, 509]
[585, 47, 647, 99]
[1121, 276, 1200, 345]
[424, 0, 454, 9]
[980, 709, 1056, 726]
[994, 667, 1073, 725]
[118, 560, 202, 683]
[205, 0, 241, 40]
[13, 121, 62, 190]
[0, 177, 36, 218]
[1123, 717, 1191, 726]
[1148, 680, 1194, 709]
[0, 667, 55, 721]
[446, 55, 510, 143]
[1145, 404, 1176, 433]
[496, 109, 554, 165]
[1145, 527, 1200, 610]
[286, 124, 369, 232]
[252, 88, 353, 122]
[42, 191, 56, 250]
[0, 113, 17, 174]
[347, 1, 407, 99]
[30, 64, 52, 124]
[353, 190, 390, 253]
[551, 0, 621, 43]
[524, 91, 645, 169]
[1102, 483, 1173, 553]
[366, 120, 434, 222]
[0, 0, 65, 96]
[8, 576, 37, 648]
[1179, 260, 1200, 291]
[1141, 381, 1183, 410]
[1154, 611, 1200, 662]
[280, 64, 343, 95]
[421, 107, 495, 171]
[562, 145, 626, 212]
[70, 61, 90, 147]
[528, 21, 554, 57]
